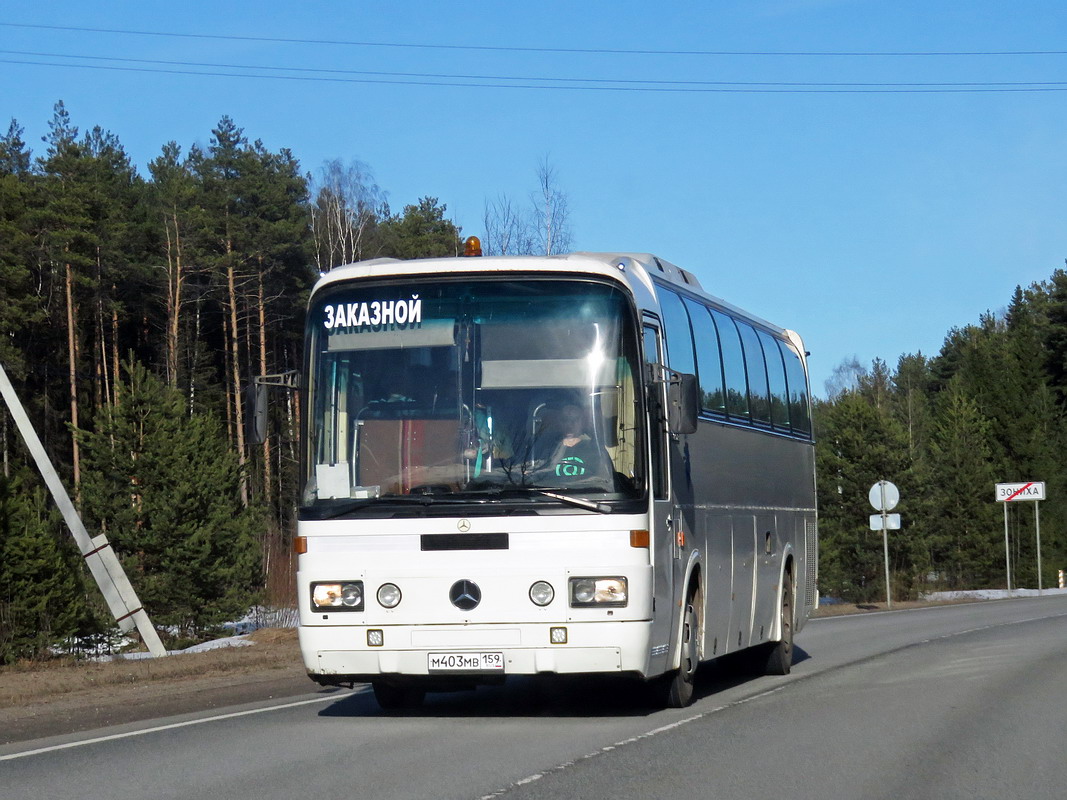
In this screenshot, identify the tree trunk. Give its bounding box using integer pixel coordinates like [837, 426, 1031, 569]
[226, 237, 249, 507]
[64, 260, 81, 498]
[111, 302, 120, 408]
[257, 266, 272, 506]
[164, 207, 185, 389]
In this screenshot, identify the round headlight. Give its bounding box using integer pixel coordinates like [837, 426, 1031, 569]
[529, 581, 555, 606]
[377, 583, 402, 608]
[572, 579, 596, 604]
[341, 583, 363, 607]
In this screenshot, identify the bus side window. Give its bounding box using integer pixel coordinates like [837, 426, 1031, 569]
[759, 330, 791, 431]
[658, 290, 697, 376]
[736, 321, 771, 426]
[643, 322, 668, 501]
[709, 309, 750, 422]
[683, 297, 726, 415]
[643, 325, 661, 368]
[781, 341, 812, 437]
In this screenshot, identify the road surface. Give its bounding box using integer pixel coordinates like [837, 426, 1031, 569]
[2, 596, 1065, 800]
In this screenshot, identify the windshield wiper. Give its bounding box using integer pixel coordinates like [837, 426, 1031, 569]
[532, 489, 611, 513]
[459, 485, 612, 513]
[304, 493, 488, 520]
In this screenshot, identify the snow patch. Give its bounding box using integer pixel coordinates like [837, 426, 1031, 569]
[923, 588, 1067, 601]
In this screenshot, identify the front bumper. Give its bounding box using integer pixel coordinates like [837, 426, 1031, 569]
[300, 619, 654, 683]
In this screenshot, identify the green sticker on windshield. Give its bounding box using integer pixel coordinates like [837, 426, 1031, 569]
[555, 456, 587, 477]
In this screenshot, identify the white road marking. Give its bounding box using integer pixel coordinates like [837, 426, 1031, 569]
[477, 693, 782, 800]
[0, 690, 362, 762]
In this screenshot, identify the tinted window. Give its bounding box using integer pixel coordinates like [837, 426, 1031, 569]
[759, 330, 790, 430]
[781, 340, 811, 436]
[736, 321, 771, 425]
[683, 298, 726, 415]
[709, 309, 749, 420]
[659, 289, 696, 376]
[643, 323, 668, 499]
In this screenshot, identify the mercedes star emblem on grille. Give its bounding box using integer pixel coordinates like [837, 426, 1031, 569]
[457, 519, 471, 532]
[449, 579, 481, 610]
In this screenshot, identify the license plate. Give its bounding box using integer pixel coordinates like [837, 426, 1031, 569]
[428, 652, 505, 672]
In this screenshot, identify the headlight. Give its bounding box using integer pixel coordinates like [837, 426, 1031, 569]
[529, 581, 555, 606]
[377, 583, 402, 608]
[569, 577, 627, 607]
[311, 581, 364, 611]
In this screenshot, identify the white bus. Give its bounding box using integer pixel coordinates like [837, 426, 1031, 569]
[278, 248, 817, 709]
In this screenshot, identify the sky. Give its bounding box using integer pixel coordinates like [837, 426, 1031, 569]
[4, 1, 1067, 397]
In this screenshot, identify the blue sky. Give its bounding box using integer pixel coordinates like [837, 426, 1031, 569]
[4, 1, 1067, 396]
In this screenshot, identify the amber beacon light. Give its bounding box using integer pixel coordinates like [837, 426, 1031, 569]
[463, 236, 483, 256]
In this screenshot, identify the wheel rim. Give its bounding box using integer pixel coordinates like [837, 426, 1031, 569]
[781, 578, 793, 658]
[681, 604, 697, 681]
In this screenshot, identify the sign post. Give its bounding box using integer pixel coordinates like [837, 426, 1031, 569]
[994, 481, 1046, 597]
[869, 480, 900, 609]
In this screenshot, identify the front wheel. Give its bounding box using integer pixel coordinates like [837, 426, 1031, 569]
[654, 598, 699, 708]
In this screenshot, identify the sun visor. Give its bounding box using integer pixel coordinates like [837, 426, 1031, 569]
[481, 358, 617, 388]
[326, 320, 455, 351]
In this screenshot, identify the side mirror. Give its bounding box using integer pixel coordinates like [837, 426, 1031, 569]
[667, 372, 699, 435]
[245, 381, 268, 445]
[245, 371, 301, 445]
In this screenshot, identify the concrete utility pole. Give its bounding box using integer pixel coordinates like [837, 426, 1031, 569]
[0, 362, 167, 657]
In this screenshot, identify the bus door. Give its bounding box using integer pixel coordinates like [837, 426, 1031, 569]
[643, 320, 682, 675]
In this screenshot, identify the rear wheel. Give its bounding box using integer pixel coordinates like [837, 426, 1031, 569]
[761, 569, 794, 676]
[372, 681, 426, 711]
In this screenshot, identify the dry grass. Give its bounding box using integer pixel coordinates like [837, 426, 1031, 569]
[0, 627, 301, 709]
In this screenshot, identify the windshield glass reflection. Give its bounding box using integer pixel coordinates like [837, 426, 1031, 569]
[302, 279, 644, 511]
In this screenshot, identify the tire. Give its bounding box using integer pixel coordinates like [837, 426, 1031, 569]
[761, 569, 794, 676]
[656, 596, 699, 708]
[372, 681, 426, 711]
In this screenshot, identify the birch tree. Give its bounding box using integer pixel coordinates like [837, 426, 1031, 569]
[532, 157, 572, 256]
[309, 158, 383, 270]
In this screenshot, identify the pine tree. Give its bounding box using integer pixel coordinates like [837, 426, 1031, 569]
[814, 389, 911, 602]
[33, 101, 97, 493]
[77, 359, 261, 639]
[923, 380, 1002, 588]
[0, 119, 40, 378]
[378, 197, 461, 259]
[0, 469, 96, 662]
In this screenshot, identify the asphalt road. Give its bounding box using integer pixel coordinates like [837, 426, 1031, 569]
[3, 596, 1065, 800]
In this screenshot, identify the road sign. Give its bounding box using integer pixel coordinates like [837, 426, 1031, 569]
[867, 480, 901, 609]
[869, 480, 900, 511]
[995, 481, 1045, 502]
[870, 513, 901, 531]
[996, 480, 1047, 597]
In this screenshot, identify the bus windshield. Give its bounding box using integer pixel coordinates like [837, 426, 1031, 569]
[302, 278, 645, 512]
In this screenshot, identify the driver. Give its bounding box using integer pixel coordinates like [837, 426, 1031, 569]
[544, 404, 612, 483]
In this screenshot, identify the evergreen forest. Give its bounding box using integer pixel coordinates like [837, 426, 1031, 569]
[816, 282, 1067, 603]
[1, 101, 1064, 661]
[0, 103, 461, 660]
